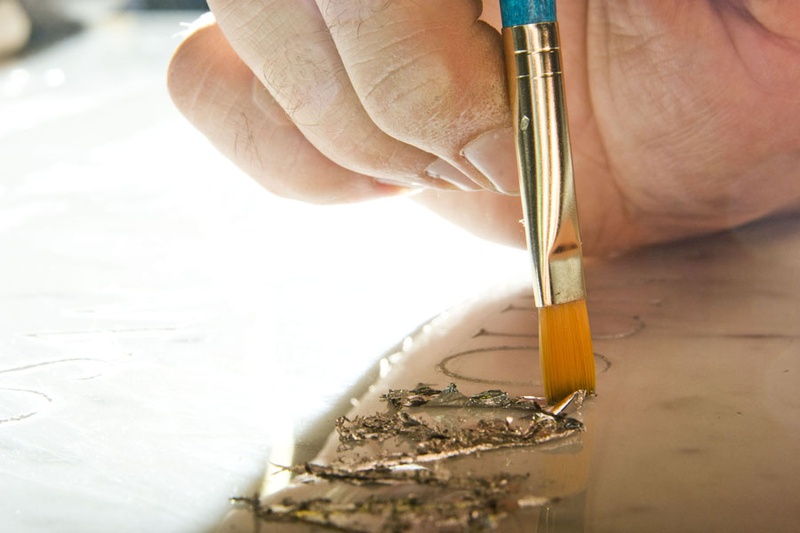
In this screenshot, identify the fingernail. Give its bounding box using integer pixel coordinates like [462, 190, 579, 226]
[425, 159, 483, 191]
[373, 181, 427, 197]
[375, 174, 457, 191]
[175, 11, 216, 41]
[460, 127, 519, 194]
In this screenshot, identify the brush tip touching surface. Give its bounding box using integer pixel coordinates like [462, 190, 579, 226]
[538, 299, 595, 402]
[498, 0, 556, 27]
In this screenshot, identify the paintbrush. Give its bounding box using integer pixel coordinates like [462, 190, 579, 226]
[497, 0, 595, 401]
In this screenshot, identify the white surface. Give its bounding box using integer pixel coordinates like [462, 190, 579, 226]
[0, 13, 525, 532]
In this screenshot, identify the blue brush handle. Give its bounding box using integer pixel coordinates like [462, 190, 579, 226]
[498, 0, 556, 27]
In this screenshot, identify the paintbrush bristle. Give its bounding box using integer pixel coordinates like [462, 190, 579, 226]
[538, 299, 595, 402]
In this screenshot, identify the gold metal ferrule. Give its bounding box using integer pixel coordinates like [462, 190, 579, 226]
[503, 22, 586, 307]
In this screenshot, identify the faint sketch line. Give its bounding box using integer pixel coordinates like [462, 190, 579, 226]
[0, 358, 110, 424]
[501, 304, 536, 313]
[21, 327, 177, 338]
[438, 348, 611, 387]
[438, 346, 537, 386]
[476, 316, 645, 340]
[0, 357, 105, 376]
[474, 329, 536, 339]
[0, 387, 53, 425]
[689, 332, 800, 340]
[591, 316, 646, 340]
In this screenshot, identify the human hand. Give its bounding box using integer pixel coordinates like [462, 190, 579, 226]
[167, 1, 800, 255]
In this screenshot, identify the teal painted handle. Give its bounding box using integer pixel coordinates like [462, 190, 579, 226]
[499, 0, 556, 27]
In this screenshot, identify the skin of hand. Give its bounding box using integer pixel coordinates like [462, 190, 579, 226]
[167, 1, 800, 256]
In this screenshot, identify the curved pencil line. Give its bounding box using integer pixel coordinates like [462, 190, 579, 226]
[0, 387, 53, 425]
[474, 329, 537, 339]
[22, 327, 177, 338]
[475, 315, 644, 341]
[591, 316, 645, 340]
[0, 357, 107, 376]
[438, 346, 538, 386]
[438, 348, 611, 386]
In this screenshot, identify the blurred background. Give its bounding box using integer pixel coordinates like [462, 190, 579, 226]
[0, 1, 524, 531]
[2, 0, 208, 56]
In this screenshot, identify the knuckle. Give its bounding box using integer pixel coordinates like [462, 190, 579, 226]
[360, 51, 458, 143]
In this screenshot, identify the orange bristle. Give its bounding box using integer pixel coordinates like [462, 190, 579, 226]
[538, 299, 595, 402]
